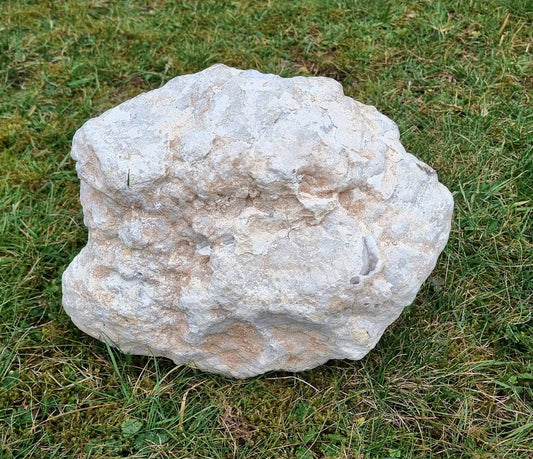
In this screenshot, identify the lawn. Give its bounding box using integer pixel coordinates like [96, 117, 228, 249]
[1, 0, 532, 457]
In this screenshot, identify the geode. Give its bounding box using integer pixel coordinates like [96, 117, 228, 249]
[62, 64, 453, 378]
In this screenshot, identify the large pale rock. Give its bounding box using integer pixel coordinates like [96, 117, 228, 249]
[62, 64, 453, 378]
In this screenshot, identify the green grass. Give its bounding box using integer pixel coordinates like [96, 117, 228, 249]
[1, 0, 531, 457]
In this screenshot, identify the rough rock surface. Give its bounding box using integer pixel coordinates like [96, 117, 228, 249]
[62, 64, 453, 378]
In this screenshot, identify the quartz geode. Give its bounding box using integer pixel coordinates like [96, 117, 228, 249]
[62, 64, 453, 378]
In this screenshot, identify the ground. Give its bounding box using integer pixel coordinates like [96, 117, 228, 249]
[0, 0, 532, 457]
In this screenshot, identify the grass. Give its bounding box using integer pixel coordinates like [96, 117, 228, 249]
[0, 0, 531, 457]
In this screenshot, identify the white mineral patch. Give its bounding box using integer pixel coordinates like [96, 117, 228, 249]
[62, 64, 453, 378]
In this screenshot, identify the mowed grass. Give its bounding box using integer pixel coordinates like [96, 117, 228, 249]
[1, 0, 532, 457]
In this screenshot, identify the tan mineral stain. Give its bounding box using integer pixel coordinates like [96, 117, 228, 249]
[200, 322, 264, 370]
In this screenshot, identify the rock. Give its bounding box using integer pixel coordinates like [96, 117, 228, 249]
[62, 64, 453, 378]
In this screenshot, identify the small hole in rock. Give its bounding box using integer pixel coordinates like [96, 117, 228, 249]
[360, 236, 378, 276]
